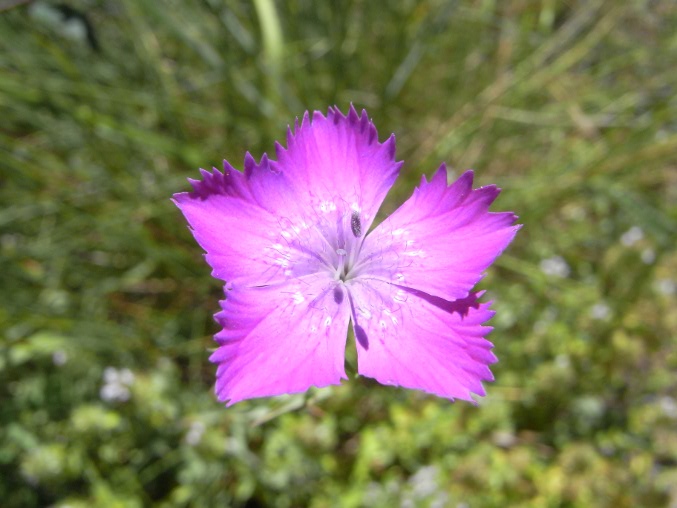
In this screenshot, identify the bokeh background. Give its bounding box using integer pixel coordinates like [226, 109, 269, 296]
[2, 0, 677, 506]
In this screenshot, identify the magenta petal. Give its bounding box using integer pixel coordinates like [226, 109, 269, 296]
[276, 105, 402, 233]
[210, 273, 351, 405]
[173, 162, 335, 287]
[348, 279, 497, 402]
[358, 167, 520, 302]
[173, 163, 304, 286]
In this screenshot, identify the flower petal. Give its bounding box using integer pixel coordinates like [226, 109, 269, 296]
[275, 105, 402, 232]
[210, 273, 351, 405]
[173, 161, 328, 287]
[347, 279, 497, 401]
[357, 167, 519, 302]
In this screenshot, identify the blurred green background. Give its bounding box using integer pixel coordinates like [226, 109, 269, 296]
[2, 0, 677, 506]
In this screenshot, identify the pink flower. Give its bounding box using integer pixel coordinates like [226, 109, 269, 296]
[173, 106, 519, 406]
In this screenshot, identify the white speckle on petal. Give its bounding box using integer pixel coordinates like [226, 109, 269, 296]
[292, 292, 305, 304]
[358, 307, 372, 319]
[319, 200, 337, 213]
[324, 316, 332, 327]
[393, 290, 407, 302]
[405, 249, 425, 257]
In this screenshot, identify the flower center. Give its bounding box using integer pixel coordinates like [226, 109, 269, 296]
[335, 247, 350, 281]
[331, 210, 364, 282]
[265, 204, 366, 286]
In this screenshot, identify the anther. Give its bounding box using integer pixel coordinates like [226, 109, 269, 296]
[351, 211, 362, 237]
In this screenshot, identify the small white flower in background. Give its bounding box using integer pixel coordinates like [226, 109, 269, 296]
[185, 420, 206, 446]
[409, 466, 438, 499]
[620, 226, 643, 247]
[659, 396, 677, 419]
[641, 248, 655, 264]
[492, 429, 517, 448]
[100, 383, 130, 403]
[590, 302, 611, 321]
[103, 367, 117, 384]
[656, 279, 676, 296]
[555, 354, 571, 369]
[400, 466, 449, 508]
[52, 350, 67, 366]
[100, 367, 135, 403]
[539, 256, 570, 278]
[118, 368, 135, 385]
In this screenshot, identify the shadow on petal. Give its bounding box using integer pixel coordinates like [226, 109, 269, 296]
[397, 285, 482, 318]
[354, 324, 369, 350]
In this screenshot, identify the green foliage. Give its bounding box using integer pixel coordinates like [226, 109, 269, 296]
[2, 0, 677, 506]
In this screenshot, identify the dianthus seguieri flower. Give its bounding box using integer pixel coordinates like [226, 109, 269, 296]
[173, 106, 519, 406]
